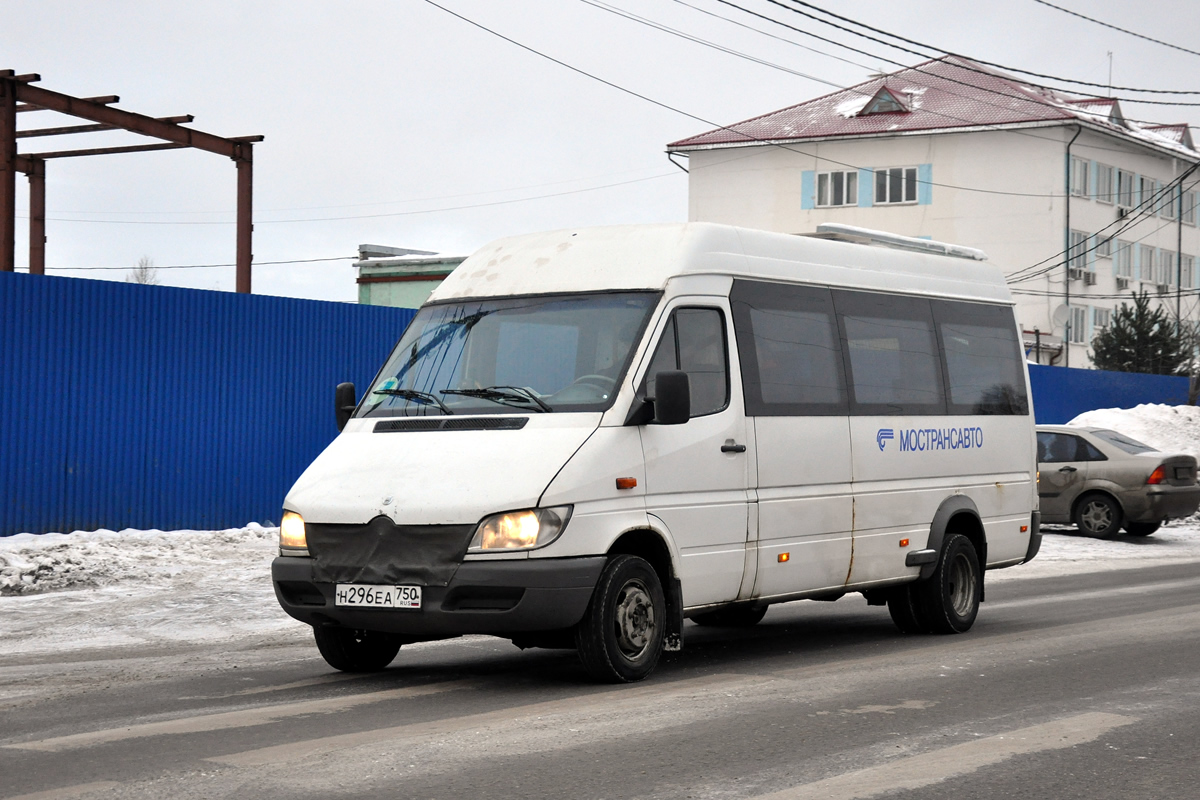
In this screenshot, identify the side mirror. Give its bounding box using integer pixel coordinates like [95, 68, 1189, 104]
[653, 371, 691, 425]
[335, 382, 357, 432]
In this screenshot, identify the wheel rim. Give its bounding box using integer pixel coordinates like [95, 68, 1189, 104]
[947, 552, 976, 617]
[1080, 500, 1113, 533]
[613, 578, 656, 659]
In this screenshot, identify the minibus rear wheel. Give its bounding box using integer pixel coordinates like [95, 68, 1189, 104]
[914, 534, 981, 634]
[886, 584, 929, 634]
[575, 554, 666, 683]
[313, 626, 403, 672]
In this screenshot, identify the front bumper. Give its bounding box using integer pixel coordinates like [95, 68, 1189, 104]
[272, 555, 605, 639]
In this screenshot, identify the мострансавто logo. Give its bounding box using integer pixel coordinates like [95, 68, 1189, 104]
[877, 426, 984, 452]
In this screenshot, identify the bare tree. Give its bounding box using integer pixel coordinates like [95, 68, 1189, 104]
[126, 256, 160, 286]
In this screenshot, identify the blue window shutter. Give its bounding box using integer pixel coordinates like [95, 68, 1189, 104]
[1132, 244, 1140, 280]
[1089, 161, 1098, 198]
[1087, 235, 1095, 270]
[917, 163, 932, 205]
[801, 170, 815, 210]
[857, 169, 873, 207]
[1133, 174, 1141, 207]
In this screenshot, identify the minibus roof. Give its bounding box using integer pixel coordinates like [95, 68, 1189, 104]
[429, 223, 1013, 305]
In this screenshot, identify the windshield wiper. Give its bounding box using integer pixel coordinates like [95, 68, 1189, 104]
[372, 388, 453, 414]
[441, 386, 553, 413]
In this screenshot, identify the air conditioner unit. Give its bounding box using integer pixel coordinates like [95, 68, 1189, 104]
[1157, 283, 1171, 295]
[1084, 271, 1098, 286]
[1116, 205, 1132, 218]
[1116, 277, 1131, 289]
[1068, 267, 1084, 281]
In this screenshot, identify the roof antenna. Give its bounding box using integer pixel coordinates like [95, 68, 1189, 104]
[1107, 51, 1113, 97]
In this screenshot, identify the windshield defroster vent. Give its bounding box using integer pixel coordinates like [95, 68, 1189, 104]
[373, 417, 529, 433]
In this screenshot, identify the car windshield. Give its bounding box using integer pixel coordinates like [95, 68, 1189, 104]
[358, 292, 659, 417]
[1089, 428, 1158, 455]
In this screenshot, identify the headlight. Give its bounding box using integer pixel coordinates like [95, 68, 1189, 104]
[279, 511, 308, 555]
[469, 506, 572, 551]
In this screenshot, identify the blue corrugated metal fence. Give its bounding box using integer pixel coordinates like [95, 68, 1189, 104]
[1027, 363, 1192, 424]
[1, 272, 414, 536]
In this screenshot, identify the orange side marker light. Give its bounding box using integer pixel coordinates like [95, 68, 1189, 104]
[615, 477, 637, 490]
[1020, 525, 1029, 533]
[778, 552, 790, 563]
[899, 538, 909, 548]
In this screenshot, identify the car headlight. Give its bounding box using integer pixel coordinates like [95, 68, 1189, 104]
[469, 506, 572, 551]
[279, 510, 308, 555]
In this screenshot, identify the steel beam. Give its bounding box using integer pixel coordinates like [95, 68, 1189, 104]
[1, 78, 16, 272]
[17, 95, 119, 113]
[28, 157, 44, 275]
[15, 83, 238, 158]
[18, 115, 195, 138]
[28, 142, 187, 159]
[235, 143, 253, 294]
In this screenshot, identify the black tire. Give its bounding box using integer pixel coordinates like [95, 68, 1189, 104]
[1124, 521, 1161, 537]
[575, 554, 666, 683]
[313, 626, 402, 672]
[913, 533, 981, 634]
[691, 605, 767, 628]
[887, 583, 930, 634]
[1074, 492, 1123, 539]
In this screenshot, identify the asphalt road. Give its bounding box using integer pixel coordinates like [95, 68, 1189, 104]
[2, 561, 1199, 800]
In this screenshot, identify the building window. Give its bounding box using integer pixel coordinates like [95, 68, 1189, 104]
[1068, 230, 1089, 270]
[1095, 236, 1112, 259]
[816, 170, 858, 207]
[1139, 244, 1156, 282]
[1159, 251, 1176, 286]
[1117, 170, 1136, 207]
[874, 167, 918, 205]
[1069, 306, 1087, 344]
[1140, 176, 1156, 210]
[1184, 192, 1197, 226]
[1115, 240, 1133, 277]
[1093, 307, 1111, 330]
[1183, 254, 1195, 289]
[1095, 164, 1114, 204]
[1070, 157, 1090, 197]
[1161, 183, 1178, 219]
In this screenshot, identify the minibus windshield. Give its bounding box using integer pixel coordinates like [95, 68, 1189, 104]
[358, 292, 659, 417]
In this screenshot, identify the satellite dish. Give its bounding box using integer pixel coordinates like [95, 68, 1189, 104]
[1052, 304, 1070, 327]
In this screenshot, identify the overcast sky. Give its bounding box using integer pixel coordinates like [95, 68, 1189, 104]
[5, 0, 1199, 301]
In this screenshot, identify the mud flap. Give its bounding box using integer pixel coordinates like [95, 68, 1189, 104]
[664, 577, 683, 652]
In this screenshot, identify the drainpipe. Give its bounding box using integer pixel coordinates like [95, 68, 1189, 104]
[1064, 126, 1081, 368]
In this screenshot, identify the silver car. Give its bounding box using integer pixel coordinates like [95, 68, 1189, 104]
[1036, 425, 1200, 538]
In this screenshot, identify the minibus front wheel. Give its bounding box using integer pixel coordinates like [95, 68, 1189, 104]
[313, 626, 403, 672]
[575, 554, 666, 683]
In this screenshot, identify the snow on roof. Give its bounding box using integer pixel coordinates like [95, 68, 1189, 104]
[668, 55, 1198, 160]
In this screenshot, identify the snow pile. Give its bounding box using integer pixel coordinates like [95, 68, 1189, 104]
[0, 525, 277, 596]
[1068, 403, 1200, 460]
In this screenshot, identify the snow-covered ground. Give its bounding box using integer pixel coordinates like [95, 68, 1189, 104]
[3, 404, 1199, 658]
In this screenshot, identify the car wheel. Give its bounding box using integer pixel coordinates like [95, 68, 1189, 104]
[575, 554, 666, 683]
[1073, 493, 1123, 539]
[887, 583, 930, 634]
[1124, 521, 1161, 537]
[313, 626, 402, 672]
[914, 534, 981, 634]
[691, 605, 768, 628]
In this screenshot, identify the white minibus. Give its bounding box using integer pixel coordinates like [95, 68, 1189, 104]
[272, 222, 1040, 682]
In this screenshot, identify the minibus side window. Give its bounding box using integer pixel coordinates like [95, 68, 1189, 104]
[834, 291, 946, 415]
[931, 300, 1029, 415]
[644, 308, 730, 417]
[730, 280, 848, 416]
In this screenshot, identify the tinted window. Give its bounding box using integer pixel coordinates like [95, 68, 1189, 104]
[834, 291, 945, 414]
[1036, 432, 1105, 462]
[1090, 429, 1157, 454]
[730, 281, 847, 415]
[933, 301, 1029, 415]
[644, 307, 729, 417]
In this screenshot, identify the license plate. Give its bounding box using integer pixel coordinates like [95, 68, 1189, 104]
[334, 584, 421, 609]
[1176, 467, 1191, 481]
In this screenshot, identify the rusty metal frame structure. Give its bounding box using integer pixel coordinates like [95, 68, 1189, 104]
[0, 71, 263, 292]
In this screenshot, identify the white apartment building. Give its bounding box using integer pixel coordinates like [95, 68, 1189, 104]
[667, 56, 1200, 368]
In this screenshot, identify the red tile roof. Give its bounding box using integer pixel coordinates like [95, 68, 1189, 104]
[667, 56, 1195, 157]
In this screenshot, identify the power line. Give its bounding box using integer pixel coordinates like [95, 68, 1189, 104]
[1031, 0, 1200, 60]
[780, 0, 1200, 96]
[761, 0, 1200, 106]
